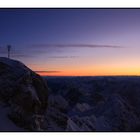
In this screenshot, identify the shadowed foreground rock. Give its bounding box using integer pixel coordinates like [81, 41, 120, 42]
[0, 57, 48, 131]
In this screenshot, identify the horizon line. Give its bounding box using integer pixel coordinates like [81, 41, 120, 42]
[40, 75, 140, 77]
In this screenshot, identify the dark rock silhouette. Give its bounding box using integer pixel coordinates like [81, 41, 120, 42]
[0, 57, 48, 131]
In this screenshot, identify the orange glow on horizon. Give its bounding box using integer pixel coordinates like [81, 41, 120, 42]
[27, 58, 140, 77]
[35, 67, 140, 76]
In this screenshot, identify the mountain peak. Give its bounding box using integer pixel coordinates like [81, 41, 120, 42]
[0, 57, 48, 131]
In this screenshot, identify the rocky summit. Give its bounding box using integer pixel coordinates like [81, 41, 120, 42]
[0, 57, 48, 131]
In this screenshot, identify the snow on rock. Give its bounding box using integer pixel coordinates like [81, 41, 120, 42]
[75, 103, 91, 112]
[48, 95, 68, 112]
[44, 107, 68, 131]
[66, 118, 82, 131]
[0, 105, 24, 131]
[92, 94, 140, 131]
[66, 115, 96, 131]
[42, 94, 69, 131]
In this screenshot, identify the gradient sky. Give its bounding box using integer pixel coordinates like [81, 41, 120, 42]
[0, 9, 140, 76]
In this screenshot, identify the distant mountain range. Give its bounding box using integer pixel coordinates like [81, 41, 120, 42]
[45, 76, 140, 131]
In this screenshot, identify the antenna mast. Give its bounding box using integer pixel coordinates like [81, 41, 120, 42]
[7, 45, 11, 59]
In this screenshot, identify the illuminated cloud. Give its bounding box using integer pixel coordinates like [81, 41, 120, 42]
[35, 70, 61, 73]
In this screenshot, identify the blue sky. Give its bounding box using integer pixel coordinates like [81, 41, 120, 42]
[0, 9, 140, 76]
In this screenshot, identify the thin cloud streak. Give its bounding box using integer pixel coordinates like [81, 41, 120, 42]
[11, 54, 34, 58]
[35, 71, 61, 73]
[48, 56, 79, 59]
[33, 44, 123, 49]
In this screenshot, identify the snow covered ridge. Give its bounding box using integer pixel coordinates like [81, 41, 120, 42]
[45, 76, 140, 131]
[0, 57, 48, 131]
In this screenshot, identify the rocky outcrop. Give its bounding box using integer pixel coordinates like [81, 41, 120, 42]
[0, 57, 48, 131]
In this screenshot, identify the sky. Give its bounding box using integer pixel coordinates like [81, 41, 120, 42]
[0, 9, 140, 76]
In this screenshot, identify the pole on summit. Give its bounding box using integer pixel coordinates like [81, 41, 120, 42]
[7, 45, 11, 59]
